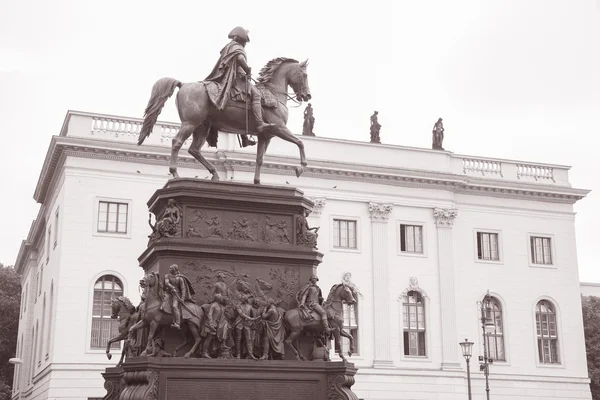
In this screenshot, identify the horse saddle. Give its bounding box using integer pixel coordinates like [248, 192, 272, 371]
[159, 295, 172, 314]
[203, 81, 278, 110]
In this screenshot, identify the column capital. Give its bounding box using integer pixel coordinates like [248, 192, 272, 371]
[368, 202, 394, 222]
[308, 197, 327, 218]
[433, 207, 458, 227]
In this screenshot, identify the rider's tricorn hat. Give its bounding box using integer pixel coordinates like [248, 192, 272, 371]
[229, 26, 250, 42]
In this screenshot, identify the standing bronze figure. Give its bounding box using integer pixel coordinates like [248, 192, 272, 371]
[432, 117, 444, 150]
[259, 298, 286, 360]
[370, 111, 381, 143]
[302, 103, 315, 136]
[234, 295, 259, 360]
[137, 26, 311, 184]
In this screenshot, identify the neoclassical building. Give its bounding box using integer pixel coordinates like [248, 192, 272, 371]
[12, 111, 591, 399]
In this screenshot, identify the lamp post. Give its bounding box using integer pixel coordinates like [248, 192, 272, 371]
[459, 338, 474, 400]
[479, 291, 495, 400]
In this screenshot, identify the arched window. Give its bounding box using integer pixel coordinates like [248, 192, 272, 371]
[30, 325, 36, 381]
[46, 282, 53, 358]
[484, 297, 505, 361]
[536, 300, 559, 364]
[91, 275, 123, 349]
[342, 301, 359, 355]
[403, 291, 426, 356]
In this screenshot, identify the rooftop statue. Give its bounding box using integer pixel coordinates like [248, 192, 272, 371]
[302, 103, 315, 136]
[432, 117, 445, 150]
[370, 111, 381, 143]
[137, 26, 311, 184]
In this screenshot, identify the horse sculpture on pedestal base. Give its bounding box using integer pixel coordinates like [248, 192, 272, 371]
[128, 272, 205, 358]
[284, 283, 357, 362]
[137, 58, 311, 184]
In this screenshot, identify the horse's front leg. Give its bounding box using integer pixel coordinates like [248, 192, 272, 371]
[141, 321, 158, 356]
[271, 125, 306, 177]
[105, 331, 127, 360]
[332, 327, 347, 362]
[339, 328, 354, 357]
[117, 341, 128, 366]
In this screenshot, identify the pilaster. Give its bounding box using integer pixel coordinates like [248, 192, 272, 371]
[369, 202, 394, 368]
[433, 207, 461, 371]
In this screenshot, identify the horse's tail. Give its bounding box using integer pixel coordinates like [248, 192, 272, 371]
[138, 77, 182, 146]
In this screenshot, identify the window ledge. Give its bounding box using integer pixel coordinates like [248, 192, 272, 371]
[529, 263, 557, 269]
[475, 258, 503, 265]
[401, 356, 431, 362]
[398, 251, 427, 258]
[536, 362, 564, 369]
[93, 231, 131, 239]
[330, 247, 361, 254]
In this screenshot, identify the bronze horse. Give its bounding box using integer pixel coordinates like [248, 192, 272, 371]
[106, 296, 139, 366]
[284, 283, 357, 362]
[128, 272, 205, 358]
[137, 58, 311, 184]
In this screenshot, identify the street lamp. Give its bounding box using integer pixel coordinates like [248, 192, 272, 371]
[459, 338, 474, 400]
[479, 291, 495, 400]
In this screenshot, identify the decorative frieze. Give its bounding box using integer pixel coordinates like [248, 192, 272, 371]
[399, 277, 428, 301]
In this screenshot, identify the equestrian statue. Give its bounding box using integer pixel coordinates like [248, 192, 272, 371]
[137, 26, 311, 184]
[284, 275, 358, 362]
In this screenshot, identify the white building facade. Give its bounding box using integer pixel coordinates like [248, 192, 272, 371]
[12, 111, 592, 400]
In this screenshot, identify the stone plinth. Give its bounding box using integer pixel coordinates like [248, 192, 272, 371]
[102, 357, 358, 400]
[137, 179, 324, 358]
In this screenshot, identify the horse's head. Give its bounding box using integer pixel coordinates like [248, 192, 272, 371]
[340, 283, 357, 306]
[110, 297, 121, 319]
[288, 59, 311, 102]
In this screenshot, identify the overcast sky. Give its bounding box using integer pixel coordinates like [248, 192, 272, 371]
[1, 0, 598, 279]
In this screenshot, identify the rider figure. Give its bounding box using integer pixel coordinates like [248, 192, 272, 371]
[164, 264, 196, 330]
[205, 26, 276, 147]
[298, 274, 331, 334]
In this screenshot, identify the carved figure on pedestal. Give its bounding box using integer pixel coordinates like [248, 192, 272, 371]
[432, 117, 444, 150]
[284, 282, 357, 361]
[187, 210, 225, 238]
[296, 210, 319, 249]
[227, 217, 256, 241]
[234, 295, 259, 360]
[129, 272, 204, 358]
[151, 337, 171, 358]
[259, 298, 286, 360]
[370, 111, 381, 143]
[201, 293, 231, 358]
[210, 272, 229, 302]
[342, 272, 362, 298]
[297, 275, 331, 333]
[303, 103, 315, 136]
[137, 26, 312, 184]
[164, 264, 197, 330]
[263, 215, 292, 244]
[147, 199, 182, 245]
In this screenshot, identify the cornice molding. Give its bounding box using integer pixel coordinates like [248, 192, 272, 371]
[33, 137, 589, 206]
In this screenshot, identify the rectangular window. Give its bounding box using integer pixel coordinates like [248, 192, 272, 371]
[333, 219, 357, 249]
[54, 208, 59, 247]
[97, 201, 128, 234]
[400, 224, 423, 253]
[531, 236, 552, 265]
[477, 232, 500, 261]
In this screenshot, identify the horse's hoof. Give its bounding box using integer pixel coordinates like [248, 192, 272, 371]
[169, 168, 179, 178]
[183, 353, 191, 359]
[254, 179, 260, 185]
[172, 351, 178, 358]
[348, 351, 352, 357]
[106, 353, 112, 360]
[295, 166, 304, 178]
[211, 173, 220, 181]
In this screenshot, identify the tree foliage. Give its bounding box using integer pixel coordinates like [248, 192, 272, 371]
[0, 263, 20, 391]
[582, 295, 600, 399]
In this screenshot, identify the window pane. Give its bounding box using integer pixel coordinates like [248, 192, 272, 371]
[414, 226, 423, 253]
[400, 225, 406, 251]
[406, 225, 414, 252]
[418, 332, 426, 356]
